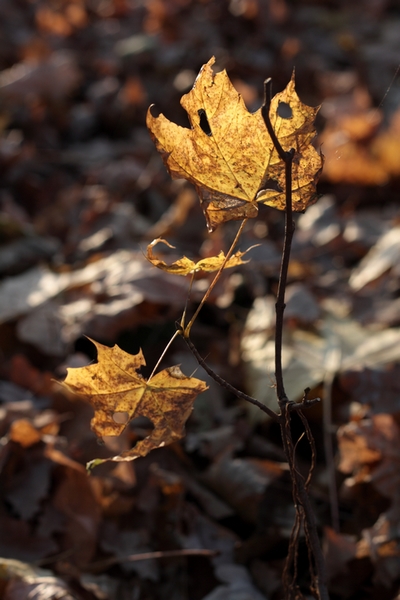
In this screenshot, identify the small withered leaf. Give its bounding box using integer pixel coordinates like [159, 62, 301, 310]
[146, 238, 251, 275]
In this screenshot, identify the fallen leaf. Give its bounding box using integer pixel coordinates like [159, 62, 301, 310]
[62, 339, 208, 465]
[100, 522, 159, 579]
[147, 57, 322, 231]
[50, 457, 102, 567]
[202, 563, 267, 600]
[199, 456, 284, 523]
[324, 527, 358, 582]
[359, 512, 400, 586]
[9, 419, 43, 448]
[146, 238, 250, 275]
[349, 226, 400, 291]
[337, 421, 382, 476]
[241, 300, 400, 419]
[4, 453, 53, 521]
[0, 559, 75, 600]
[339, 364, 400, 415]
[338, 414, 400, 502]
[372, 108, 400, 178]
[0, 51, 81, 102]
[0, 515, 58, 563]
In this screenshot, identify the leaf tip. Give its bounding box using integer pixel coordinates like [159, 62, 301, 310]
[86, 457, 106, 472]
[147, 103, 161, 119]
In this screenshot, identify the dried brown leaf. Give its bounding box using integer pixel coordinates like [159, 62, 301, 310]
[147, 56, 322, 231]
[62, 339, 208, 467]
[146, 238, 250, 275]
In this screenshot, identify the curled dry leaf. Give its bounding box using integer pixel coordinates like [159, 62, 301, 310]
[61, 339, 208, 468]
[146, 238, 250, 275]
[147, 56, 322, 231]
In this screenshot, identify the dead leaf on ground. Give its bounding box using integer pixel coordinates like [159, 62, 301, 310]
[147, 56, 322, 231]
[202, 563, 267, 600]
[242, 300, 400, 418]
[338, 414, 400, 502]
[50, 450, 102, 567]
[8, 419, 43, 448]
[349, 226, 400, 291]
[199, 456, 284, 523]
[4, 453, 53, 521]
[0, 51, 81, 101]
[0, 559, 76, 600]
[62, 339, 208, 466]
[339, 364, 400, 414]
[324, 527, 358, 581]
[0, 515, 58, 563]
[100, 522, 159, 580]
[146, 238, 250, 275]
[359, 512, 400, 586]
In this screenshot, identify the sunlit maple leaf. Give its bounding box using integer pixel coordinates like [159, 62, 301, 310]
[146, 56, 322, 231]
[146, 238, 251, 275]
[62, 339, 208, 467]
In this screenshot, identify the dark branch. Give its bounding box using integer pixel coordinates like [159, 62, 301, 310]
[180, 329, 279, 423]
[261, 78, 329, 599]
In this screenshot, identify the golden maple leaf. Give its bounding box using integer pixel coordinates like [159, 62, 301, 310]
[147, 56, 323, 232]
[62, 340, 208, 466]
[146, 238, 251, 275]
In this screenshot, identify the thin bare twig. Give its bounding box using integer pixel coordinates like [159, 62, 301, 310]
[184, 219, 247, 335]
[262, 78, 329, 600]
[89, 548, 219, 571]
[298, 389, 317, 490]
[181, 331, 279, 422]
[148, 330, 181, 382]
[262, 78, 295, 403]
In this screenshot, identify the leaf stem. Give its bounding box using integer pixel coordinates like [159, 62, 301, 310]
[147, 330, 181, 382]
[181, 331, 279, 422]
[184, 219, 247, 336]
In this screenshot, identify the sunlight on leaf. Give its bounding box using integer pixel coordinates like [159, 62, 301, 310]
[147, 56, 323, 231]
[146, 238, 251, 275]
[61, 339, 208, 468]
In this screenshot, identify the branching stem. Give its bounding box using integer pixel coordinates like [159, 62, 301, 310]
[176, 76, 328, 600]
[262, 78, 329, 600]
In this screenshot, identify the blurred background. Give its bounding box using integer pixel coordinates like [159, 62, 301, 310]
[1, 1, 400, 599]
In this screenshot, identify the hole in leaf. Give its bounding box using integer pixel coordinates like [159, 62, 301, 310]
[130, 416, 155, 445]
[113, 411, 129, 424]
[198, 109, 212, 136]
[277, 102, 292, 119]
[130, 416, 154, 430]
[256, 178, 283, 196]
[264, 178, 282, 192]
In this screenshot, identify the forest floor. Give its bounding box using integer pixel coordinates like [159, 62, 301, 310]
[1, 1, 400, 598]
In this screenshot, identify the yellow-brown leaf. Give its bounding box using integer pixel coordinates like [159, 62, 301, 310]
[146, 57, 322, 231]
[62, 339, 208, 466]
[146, 238, 250, 275]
